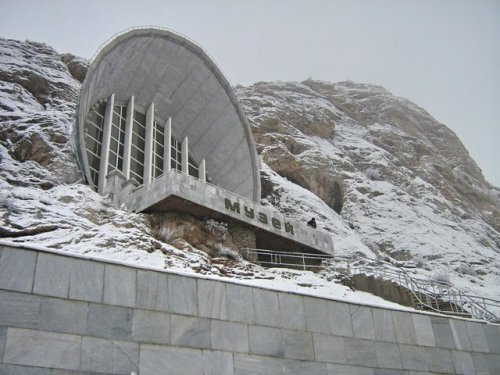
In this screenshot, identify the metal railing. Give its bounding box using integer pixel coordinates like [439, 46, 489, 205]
[245, 248, 500, 322]
[344, 263, 499, 321]
[243, 248, 333, 271]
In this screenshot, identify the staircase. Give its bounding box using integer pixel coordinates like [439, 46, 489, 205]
[345, 262, 498, 322]
[409, 290, 471, 317]
[351, 273, 472, 318]
[243, 247, 500, 322]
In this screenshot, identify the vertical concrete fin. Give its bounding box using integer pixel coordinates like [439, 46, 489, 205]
[144, 102, 154, 186]
[122, 96, 135, 179]
[97, 93, 115, 194]
[181, 136, 189, 175]
[199, 159, 206, 182]
[163, 117, 172, 173]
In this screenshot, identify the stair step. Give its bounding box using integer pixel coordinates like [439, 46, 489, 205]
[352, 272, 482, 319]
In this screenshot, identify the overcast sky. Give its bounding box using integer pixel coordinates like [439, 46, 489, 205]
[1, 0, 499, 187]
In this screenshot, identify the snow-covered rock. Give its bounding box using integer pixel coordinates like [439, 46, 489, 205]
[236, 80, 500, 302]
[0, 37, 498, 308]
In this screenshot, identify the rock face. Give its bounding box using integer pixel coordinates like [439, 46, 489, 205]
[0, 38, 257, 272]
[237, 80, 500, 232]
[0, 38, 81, 185]
[0, 38, 499, 303]
[60, 53, 88, 83]
[236, 80, 500, 300]
[0, 38, 159, 259]
[149, 212, 250, 260]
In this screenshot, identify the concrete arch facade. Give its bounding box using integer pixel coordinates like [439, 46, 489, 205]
[75, 27, 261, 202]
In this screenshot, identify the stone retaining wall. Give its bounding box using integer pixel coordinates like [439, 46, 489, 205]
[0, 242, 499, 374]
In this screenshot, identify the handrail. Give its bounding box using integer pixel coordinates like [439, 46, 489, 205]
[245, 247, 500, 321]
[244, 248, 333, 271]
[245, 248, 333, 259]
[333, 262, 499, 322]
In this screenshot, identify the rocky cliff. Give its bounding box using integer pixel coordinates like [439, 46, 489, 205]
[0, 38, 498, 304]
[236, 80, 500, 299]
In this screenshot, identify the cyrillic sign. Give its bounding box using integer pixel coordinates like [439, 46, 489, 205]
[224, 198, 294, 235]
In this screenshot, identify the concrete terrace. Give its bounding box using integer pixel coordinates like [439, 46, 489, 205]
[111, 169, 333, 255]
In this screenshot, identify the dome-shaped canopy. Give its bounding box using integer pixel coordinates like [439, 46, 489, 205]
[75, 27, 261, 201]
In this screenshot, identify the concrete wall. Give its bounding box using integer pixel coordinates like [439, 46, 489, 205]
[126, 169, 334, 255]
[0, 242, 499, 375]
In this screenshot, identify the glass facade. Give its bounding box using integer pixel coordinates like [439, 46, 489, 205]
[84, 98, 200, 188]
[130, 110, 146, 185]
[85, 102, 106, 186]
[171, 137, 182, 172]
[152, 120, 164, 179]
[108, 105, 126, 174]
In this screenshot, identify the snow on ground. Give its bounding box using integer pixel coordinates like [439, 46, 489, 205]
[1, 142, 406, 310]
[261, 163, 375, 258]
[0, 238, 411, 313]
[1, 39, 498, 318]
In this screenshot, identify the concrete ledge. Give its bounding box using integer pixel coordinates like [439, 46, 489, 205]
[249, 326, 284, 357]
[133, 310, 170, 344]
[375, 341, 402, 370]
[211, 321, 249, 353]
[282, 330, 314, 360]
[226, 283, 254, 324]
[198, 279, 227, 320]
[304, 297, 330, 333]
[373, 308, 398, 342]
[344, 337, 377, 367]
[329, 301, 353, 337]
[128, 170, 334, 255]
[39, 297, 88, 335]
[87, 304, 133, 340]
[393, 310, 418, 345]
[253, 288, 280, 327]
[313, 333, 346, 364]
[412, 313, 436, 347]
[168, 274, 197, 316]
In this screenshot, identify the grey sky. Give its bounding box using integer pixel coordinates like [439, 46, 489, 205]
[1, 0, 499, 187]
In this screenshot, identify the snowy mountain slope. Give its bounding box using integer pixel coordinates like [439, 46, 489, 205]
[236, 80, 500, 301]
[0, 38, 498, 308]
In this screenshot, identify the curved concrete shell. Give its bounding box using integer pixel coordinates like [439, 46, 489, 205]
[75, 27, 261, 201]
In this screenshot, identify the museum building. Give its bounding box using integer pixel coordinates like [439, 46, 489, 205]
[73, 27, 333, 257]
